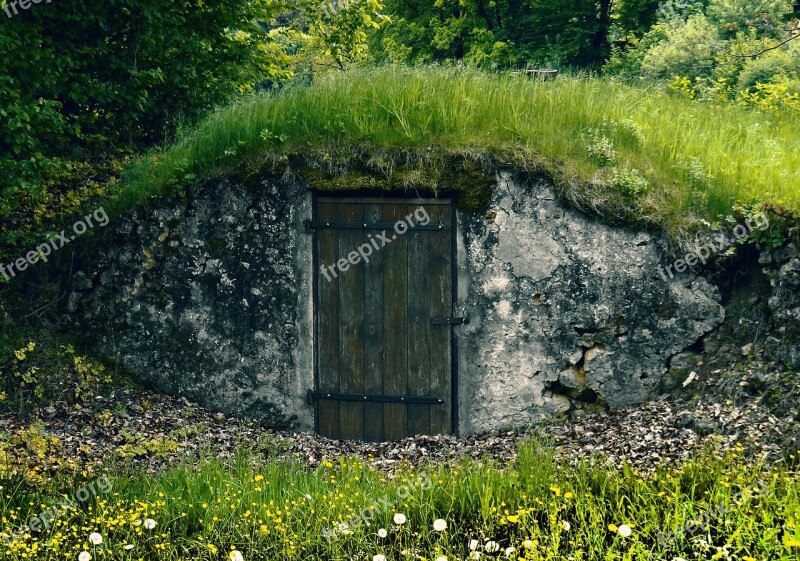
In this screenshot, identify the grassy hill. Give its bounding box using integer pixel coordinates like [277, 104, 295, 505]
[118, 65, 800, 239]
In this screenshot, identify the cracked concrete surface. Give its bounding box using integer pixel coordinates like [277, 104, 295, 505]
[456, 172, 724, 433]
[64, 170, 725, 435]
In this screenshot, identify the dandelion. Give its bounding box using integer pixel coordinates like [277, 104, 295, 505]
[436, 557, 448, 561]
[564, 492, 574, 499]
[469, 539, 479, 550]
[562, 521, 571, 531]
[373, 555, 387, 561]
[506, 515, 519, 523]
[377, 528, 388, 538]
[433, 518, 447, 532]
[485, 541, 500, 552]
[88, 533, 103, 545]
[504, 546, 516, 556]
[393, 513, 407, 525]
[254, 474, 264, 482]
[618, 524, 632, 537]
[144, 518, 157, 530]
[79, 552, 91, 561]
[608, 524, 618, 533]
[123, 544, 134, 551]
[523, 539, 534, 549]
[229, 550, 244, 561]
[550, 486, 561, 496]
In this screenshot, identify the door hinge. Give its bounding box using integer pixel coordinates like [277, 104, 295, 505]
[307, 390, 445, 405]
[303, 218, 445, 232]
[431, 317, 469, 326]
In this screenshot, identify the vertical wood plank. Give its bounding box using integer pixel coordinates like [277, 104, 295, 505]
[427, 203, 453, 434]
[363, 203, 385, 441]
[338, 203, 365, 440]
[406, 203, 432, 436]
[316, 202, 341, 439]
[382, 203, 409, 440]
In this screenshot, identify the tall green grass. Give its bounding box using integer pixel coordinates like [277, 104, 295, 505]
[118, 66, 800, 233]
[2, 441, 798, 560]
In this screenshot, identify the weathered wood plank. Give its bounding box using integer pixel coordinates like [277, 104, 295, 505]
[427, 203, 453, 434]
[363, 203, 385, 441]
[382, 203, 409, 440]
[406, 203, 432, 436]
[316, 202, 341, 439]
[338, 203, 366, 440]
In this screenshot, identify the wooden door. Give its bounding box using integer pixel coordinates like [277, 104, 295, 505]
[309, 196, 455, 441]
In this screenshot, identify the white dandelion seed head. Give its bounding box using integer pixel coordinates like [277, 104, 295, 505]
[88, 533, 103, 545]
[433, 518, 447, 532]
[377, 528, 388, 538]
[485, 540, 500, 553]
[144, 518, 157, 530]
[229, 550, 244, 561]
[618, 524, 633, 537]
[393, 513, 406, 525]
[78, 552, 92, 561]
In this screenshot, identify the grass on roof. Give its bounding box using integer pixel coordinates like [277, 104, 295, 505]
[116, 65, 800, 237]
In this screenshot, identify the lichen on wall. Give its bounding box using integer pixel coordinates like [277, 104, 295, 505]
[456, 171, 725, 434]
[66, 178, 314, 429]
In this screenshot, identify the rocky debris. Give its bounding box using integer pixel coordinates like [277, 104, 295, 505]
[1, 388, 793, 479]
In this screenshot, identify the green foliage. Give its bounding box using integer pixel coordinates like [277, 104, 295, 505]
[0, 0, 293, 265]
[583, 127, 618, 166]
[0, 331, 111, 412]
[372, 0, 613, 67]
[304, 0, 389, 70]
[609, 167, 651, 198]
[606, 0, 800, 109]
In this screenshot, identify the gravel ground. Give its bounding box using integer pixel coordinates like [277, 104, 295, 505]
[0, 389, 793, 479]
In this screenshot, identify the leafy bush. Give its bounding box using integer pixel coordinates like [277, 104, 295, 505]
[0, 0, 294, 265]
[0, 331, 111, 413]
[606, 0, 800, 107]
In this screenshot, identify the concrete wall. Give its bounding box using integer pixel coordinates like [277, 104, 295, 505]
[66, 169, 726, 435]
[455, 172, 723, 433]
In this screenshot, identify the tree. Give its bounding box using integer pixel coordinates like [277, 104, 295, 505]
[372, 0, 616, 68]
[0, 0, 292, 262]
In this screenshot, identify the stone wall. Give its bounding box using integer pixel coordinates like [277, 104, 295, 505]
[65, 169, 731, 435]
[67, 179, 314, 429]
[455, 172, 724, 433]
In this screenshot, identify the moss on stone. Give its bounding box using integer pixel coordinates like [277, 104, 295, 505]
[297, 151, 496, 213]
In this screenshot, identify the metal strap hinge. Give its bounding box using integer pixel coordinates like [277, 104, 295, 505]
[304, 219, 445, 232]
[307, 390, 445, 405]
